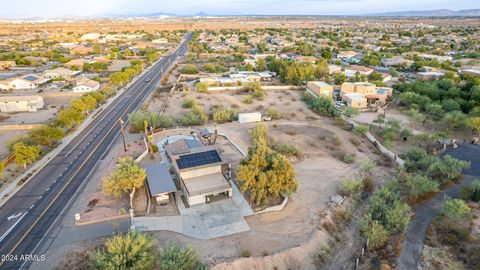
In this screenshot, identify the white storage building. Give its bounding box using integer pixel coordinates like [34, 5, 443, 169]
[0, 95, 44, 112]
[238, 112, 262, 123]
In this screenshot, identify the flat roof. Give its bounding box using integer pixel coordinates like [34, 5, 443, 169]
[183, 173, 231, 197]
[145, 163, 176, 196]
[176, 150, 222, 170]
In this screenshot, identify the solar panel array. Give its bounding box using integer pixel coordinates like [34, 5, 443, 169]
[177, 150, 221, 170]
[24, 75, 38, 81]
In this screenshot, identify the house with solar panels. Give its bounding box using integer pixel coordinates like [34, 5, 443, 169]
[0, 74, 48, 90]
[164, 138, 232, 206]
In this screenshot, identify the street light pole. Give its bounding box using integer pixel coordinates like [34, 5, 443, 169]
[119, 118, 127, 152]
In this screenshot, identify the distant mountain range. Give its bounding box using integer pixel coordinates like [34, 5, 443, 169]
[364, 9, 480, 17]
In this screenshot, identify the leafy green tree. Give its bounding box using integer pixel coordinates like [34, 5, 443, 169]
[92, 232, 156, 270]
[302, 93, 335, 116]
[103, 156, 147, 208]
[27, 125, 65, 147]
[81, 95, 98, 113]
[255, 58, 267, 72]
[128, 112, 173, 132]
[70, 99, 87, 113]
[13, 142, 40, 169]
[314, 59, 329, 81]
[56, 108, 84, 128]
[237, 143, 298, 206]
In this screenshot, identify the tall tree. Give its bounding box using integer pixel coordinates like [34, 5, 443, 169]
[13, 142, 40, 169]
[103, 156, 146, 208]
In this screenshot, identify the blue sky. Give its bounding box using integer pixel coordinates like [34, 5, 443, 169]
[0, 0, 477, 18]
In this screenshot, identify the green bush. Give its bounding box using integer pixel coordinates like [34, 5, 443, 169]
[179, 64, 199, 74]
[212, 108, 237, 123]
[266, 107, 281, 120]
[180, 105, 208, 126]
[339, 178, 364, 197]
[242, 95, 253, 104]
[159, 244, 200, 270]
[353, 125, 368, 136]
[195, 82, 209, 93]
[342, 153, 357, 164]
[182, 98, 197, 108]
[274, 143, 303, 157]
[241, 82, 265, 100]
[128, 111, 174, 132]
[241, 249, 251, 258]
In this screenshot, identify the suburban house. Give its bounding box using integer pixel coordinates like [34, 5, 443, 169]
[0, 74, 47, 90]
[343, 65, 373, 78]
[0, 95, 44, 112]
[43, 67, 80, 79]
[24, 56, 48, 65]
[165, 138, 232, 207]
[381, 56, 413, 67]
[336, 51, 362, 64]
[417, 70, 445, 80]
[64, 59, 91, 69]
[70, 46, 94, 55]
[340, 82, 392, 109]
[306, 81, 334, 97]
[0, 61, 16, 71]
[72, 78, 100, 93]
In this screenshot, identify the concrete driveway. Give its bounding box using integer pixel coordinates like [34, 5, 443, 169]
[133, 183, 253, 240]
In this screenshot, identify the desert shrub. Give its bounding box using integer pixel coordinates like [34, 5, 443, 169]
[241, 82, 265, 99]
[159, 244, 200, 270]
[353, 125, 368, 136]
[342, 153, 357, 164]
[92, 232, 156, 270]
[128, 111, 174, 132]
[266, 107, 281, 120]
[242, 95, 253, 104]
[212, 108, 237, 123]
[404, 174, 439, 200]
[180, 105, 208, 126]
[274, 143, 303, 157]
[339, 178, 364, 197]
[462, 180, 480, 202]
[179, 64, 198, 74]
[313, 245, 332, 265]
[241, 249, 251, 258]
[182, 97, 196, 108]
[443, 198, 471, 221]
[302, 92, 335, 116]
[195, 82, 209, 93]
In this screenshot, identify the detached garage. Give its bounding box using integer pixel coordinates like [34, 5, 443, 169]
[145, 164, 177, 212]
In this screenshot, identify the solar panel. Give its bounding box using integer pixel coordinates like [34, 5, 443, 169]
[177, 150, 222, 170]
[24, 75, 38, 81]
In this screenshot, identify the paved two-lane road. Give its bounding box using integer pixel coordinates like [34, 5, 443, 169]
[0, 32, 193, 270]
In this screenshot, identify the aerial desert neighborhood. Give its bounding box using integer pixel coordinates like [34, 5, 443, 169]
[0, 1, 480, 270]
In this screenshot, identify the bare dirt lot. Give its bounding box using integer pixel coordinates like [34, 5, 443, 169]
[146, 88, 319, 123]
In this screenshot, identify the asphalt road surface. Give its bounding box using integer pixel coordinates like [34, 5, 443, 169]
[397, 143, 480, 270]
[0, 32, 193, 270]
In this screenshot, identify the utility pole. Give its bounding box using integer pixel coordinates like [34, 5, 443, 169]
[119, 118, 127, 152]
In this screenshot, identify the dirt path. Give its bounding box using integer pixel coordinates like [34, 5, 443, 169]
[396, 143, 480, 270]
